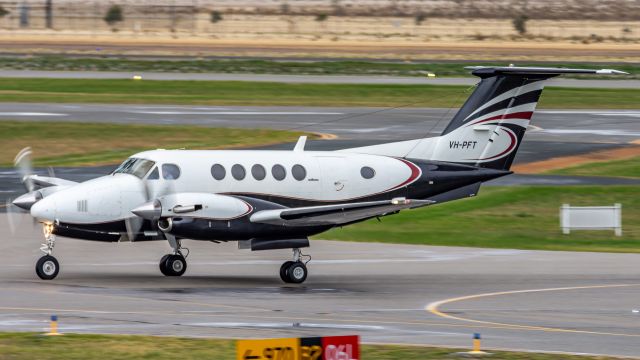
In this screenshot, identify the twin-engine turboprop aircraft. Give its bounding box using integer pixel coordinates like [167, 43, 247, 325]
[11, 66, 626, 283]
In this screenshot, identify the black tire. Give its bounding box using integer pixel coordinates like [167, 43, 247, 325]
[287, 262, 307, 284]
[279, 261, 294, 283]
[159, 254, 171, 276]
[164, 254, 187, 276]
[36, 255, 59, 280]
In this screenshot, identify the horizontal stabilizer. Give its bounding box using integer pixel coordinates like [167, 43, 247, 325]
[427, 182, 482, 204]
[465, 66, 629, 77]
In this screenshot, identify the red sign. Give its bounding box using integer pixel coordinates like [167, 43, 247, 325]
[321, 336, 359, 360]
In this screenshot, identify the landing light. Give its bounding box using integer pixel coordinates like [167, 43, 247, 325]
[391, 197, 410, 205]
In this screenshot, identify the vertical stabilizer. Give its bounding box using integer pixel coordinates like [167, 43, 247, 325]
[425, 67, 627, 170]
[340, 67, 627, 170]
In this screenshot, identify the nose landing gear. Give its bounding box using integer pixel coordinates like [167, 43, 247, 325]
[279, 248, 309, 284]
[36, 223, 59, 280]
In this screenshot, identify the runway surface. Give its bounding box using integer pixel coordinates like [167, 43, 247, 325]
[0, 70, 638, 87]
[2, 103, 639, 145]
[1, 215, 639, 357]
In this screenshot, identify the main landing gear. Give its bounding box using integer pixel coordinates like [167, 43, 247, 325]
[279, 248, 310, 284]
[159, 238, 187, 276]
[36, 223, 59, 280]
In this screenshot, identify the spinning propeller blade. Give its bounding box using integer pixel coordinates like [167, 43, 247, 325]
[14, 147, 34, 192]
[124, 216, 144, 242]
[128, 169, 177, 240]
[5, 199, 17, 235]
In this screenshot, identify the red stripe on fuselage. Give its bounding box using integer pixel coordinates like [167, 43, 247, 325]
[391, 158, 422, 190]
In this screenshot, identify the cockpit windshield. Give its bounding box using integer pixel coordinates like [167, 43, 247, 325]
[113, 158, 156, 179]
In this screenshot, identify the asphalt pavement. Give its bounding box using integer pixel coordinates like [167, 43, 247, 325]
[1, 103, 638, 144]
[0, 217, 639, 357]
[0, 70, 638, 87]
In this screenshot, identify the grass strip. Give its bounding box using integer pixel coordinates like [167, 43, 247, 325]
[2, 56, 639, 79]
[547, 156, 640, 178]
[0, 78, 639, 108]
[0, 332, 626, 360]
[0, 121, 310, 167]
[319, 185, 640, 252]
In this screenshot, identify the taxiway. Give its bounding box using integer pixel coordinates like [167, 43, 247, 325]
[0, 70, 638, 88]
[0, 215, 639, 357]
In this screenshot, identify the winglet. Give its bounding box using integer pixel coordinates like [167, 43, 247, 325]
[293, 136, 307, 152]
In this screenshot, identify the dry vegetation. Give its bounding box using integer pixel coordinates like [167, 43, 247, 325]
[0, 1, 637, 62]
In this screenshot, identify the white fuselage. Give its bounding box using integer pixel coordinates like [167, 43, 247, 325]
[31, 150, 421, 225]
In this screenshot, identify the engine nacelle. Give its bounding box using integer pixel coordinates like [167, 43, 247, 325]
[157, 193, 253, 220]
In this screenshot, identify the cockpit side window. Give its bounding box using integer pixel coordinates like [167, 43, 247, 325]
[162, 164, 181, 180]
[114, 158, 156, 179]
[147, 167, 160, 180]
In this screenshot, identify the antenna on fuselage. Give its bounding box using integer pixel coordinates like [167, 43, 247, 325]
[293, 136, 307, 152]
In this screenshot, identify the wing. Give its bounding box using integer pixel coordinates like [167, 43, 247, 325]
[250, 197, 433, 226]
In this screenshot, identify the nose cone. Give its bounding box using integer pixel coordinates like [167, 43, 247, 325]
[131, 200, 161, 220]
[12, 191, 42, 210]
[30, 196, 56, 221]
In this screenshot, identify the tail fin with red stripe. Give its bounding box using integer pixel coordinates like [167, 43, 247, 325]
[433, 66, 626, 170]
[340, 67, 626, 170]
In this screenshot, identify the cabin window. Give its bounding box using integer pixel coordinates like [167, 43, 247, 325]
[292, 164, 306, 181]
[272, 164, 286, 181]
[231, 164, 246, 180]
[147, 167, 160, 180]
[251, 164, 266, 181]
[360, 166, 375, 179]
[211, 164, 226, 180]
[162, 164, 181, 180]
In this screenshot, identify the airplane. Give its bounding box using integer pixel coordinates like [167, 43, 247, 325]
[9, 66, 627, 283]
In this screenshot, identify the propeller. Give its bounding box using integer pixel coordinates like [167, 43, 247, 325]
[5, 147, 39, 235]
[5, 198, 20, 235]
[14, 147, 34, 192]
[125, 168, 176, 241]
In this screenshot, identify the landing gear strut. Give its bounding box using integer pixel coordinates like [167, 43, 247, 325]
[36, 223, 59, 280]
[159, 237, 187, 277]
[280, 248, 309, 284]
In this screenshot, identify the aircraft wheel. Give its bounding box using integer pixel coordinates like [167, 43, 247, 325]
[279, 261, 294, 283]
[159, 254, 171, 276]
[36, 255, 59, 280]
[286, 262, 308, 284]
[163, 254, 187, 277]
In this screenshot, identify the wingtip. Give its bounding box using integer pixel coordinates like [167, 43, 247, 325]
[596, 69, 630, 75]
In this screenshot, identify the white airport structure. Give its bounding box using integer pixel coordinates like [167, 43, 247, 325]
[560, 203, 622, 236]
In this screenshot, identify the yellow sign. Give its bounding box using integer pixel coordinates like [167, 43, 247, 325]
[237, 338, 299, 360]
[237, 335, 359, 360]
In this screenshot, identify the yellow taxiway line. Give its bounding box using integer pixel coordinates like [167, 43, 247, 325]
[426, 283, 640, 337]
